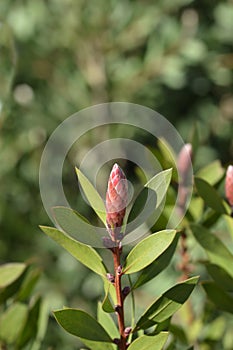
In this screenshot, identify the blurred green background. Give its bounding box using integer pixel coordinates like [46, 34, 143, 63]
[0, 0, 233, 349]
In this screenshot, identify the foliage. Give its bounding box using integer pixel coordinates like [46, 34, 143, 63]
[40, 167, 198, 349]
[0, 262, 47, 349]
[0, 0, 233, 349]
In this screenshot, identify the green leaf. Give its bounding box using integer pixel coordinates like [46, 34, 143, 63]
[190, 224, 233, 279]
[127, 332, 169, 350]
[157, 138, 178, 180]
[102, 285, 115, 313]
[16, 267, 41, 302]
[97, 302, 118, 339]
[196, 160, 224, 185]
[31, 299, 49, 350]
[123, 169, 172, 243]
[0, 263, 26, 288]
[0, 302, 28, 343]
[202, 281, 233, 313]
[189, 122, 199, 159]
[40, 226, 106, 276]
[123, 230, 176, 274]
[54, 308, 113, 342]
[17, 297, 41, 348]
[194, 177, 227, 214]
[204, 263, 233, 292]
[134, 277, 198, 331]
[75, 167, 106, 224]
[80, 338, 116, 350]
[53, 206, 103, 246]
[145, 168, 172, 204]
[201, 208, 221, 228]
[133, 233, 179, 289]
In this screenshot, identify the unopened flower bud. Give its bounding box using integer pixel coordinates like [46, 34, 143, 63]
[124, 327, 132, 337]
[225, 165, 233, 207]
[117, 265, 123, 275]
[177, 143, 192, 186]
[122, 286, 131, 298]
[113, 338, 121, 345]
[106, 163, 128, 229]
[107, 273, 115, 284]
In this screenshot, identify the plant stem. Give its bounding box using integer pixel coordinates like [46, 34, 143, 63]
[179, 231, 190, 281]
[113, 245, 127, 350]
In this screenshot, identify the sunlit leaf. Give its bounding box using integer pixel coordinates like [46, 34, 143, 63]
[195, 177, 227, 214]
[133, 233, 179, 289]
[54, 308, 113, 342]
[134, 277, 198, 331]
[124, 169, 172, 242]
[190, 224, 233, 278]
[53, 206, 103, 246]
[145, 168, 172, 203]
[75, 167, 106, 223]
[204, 263, 233, 292]
[123, 230, 176, 274]
[127, 332, 169, 350]
[17, 297, 41, 348]
[196, 160, 224, 185]
[97, 302, 118, 339]
[202, 281, 233, 313]
[16, 267, 41, 302]
[0, 302, 28, 343]
[40, 226, 106, 276]
[0, 263, 26, 288]
[102, 285, 115, 313]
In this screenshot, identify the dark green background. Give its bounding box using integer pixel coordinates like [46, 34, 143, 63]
[0, 1, 232, 349]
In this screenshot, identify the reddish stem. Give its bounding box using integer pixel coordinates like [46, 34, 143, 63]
[113, 245, 127, 350]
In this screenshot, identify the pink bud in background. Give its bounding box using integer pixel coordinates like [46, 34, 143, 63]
[177, 143, 192, 185]
[106, 163, 128, 229]
[177, 143, 193, 217]
[225, 165, 233, 207]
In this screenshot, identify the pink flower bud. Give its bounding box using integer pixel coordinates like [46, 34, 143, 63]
[225, 165, 233, 207]
[177, 143, 192, 185]
[106, 163, 128, 229]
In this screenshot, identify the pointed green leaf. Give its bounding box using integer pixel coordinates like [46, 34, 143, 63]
[97, 302, 118, 339]
[189, 122, 199, 158]
[128, 332, 168, 350]
[0, 302, 28, 343]
[17, 297, 41, 348]
[75, 167, 106, 223]
[53, 206, 103, 246]
[102, 285, 115, 313]
[54, 308, 112, 342]
[202, 281, 233, 313]
[123, 169, 172, 244]
[31, 299, 49, 350]
[145, 168, 172, 205]
[204, 263, 233, 292]
[80, 338, 116, 350]
[157, 138, 178, 180]
[196, 160, 224, 185]
[40, 226, 106, 276]
[0, 264, 29, 304]
[133, 234, 179, 289]
[201, 208, 221, 227]
[123, 230, 176, 274]
[135, 277, 198, 331]
[0, 263, 26, 288]
[16, 267, 41, 302]
[127, 169, 172, 226]
[195, 177, 227, 214]
[103, 277, 117, 307]
[190, 224, 233, 278]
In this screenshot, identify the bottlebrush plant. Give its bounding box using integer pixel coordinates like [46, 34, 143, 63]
[40, 162, 199, 350]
